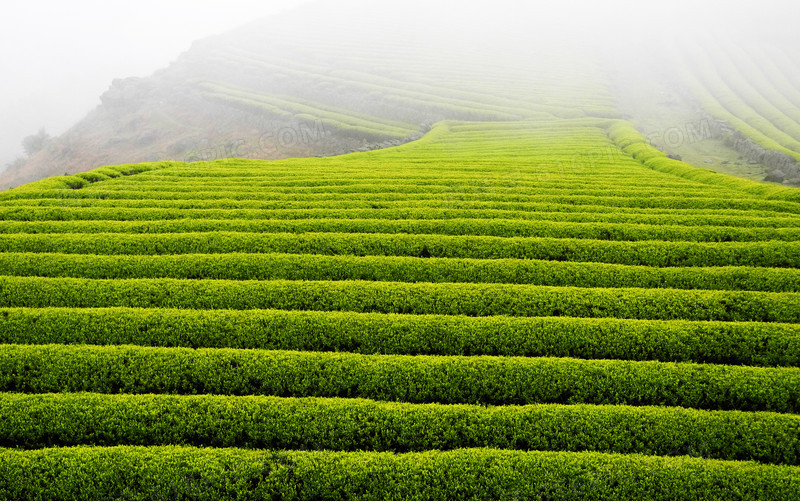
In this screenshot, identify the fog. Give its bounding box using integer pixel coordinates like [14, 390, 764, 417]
[1, 0, 798, 171]
[0, 0, 311, 168]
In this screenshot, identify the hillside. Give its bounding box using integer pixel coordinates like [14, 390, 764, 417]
[2, 3, 617, 190]
[667, 33, 800, 183]
[4, 6, 800, 190]
[1, 119, 800, 498]
[2, 2, 800, 499]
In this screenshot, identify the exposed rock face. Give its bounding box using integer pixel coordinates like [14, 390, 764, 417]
[730, 132, 798, 172]
[711, 117, 800, 186]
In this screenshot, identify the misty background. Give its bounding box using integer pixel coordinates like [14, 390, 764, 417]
[0, 0, 311, 169]
[2, 0, 798, 173]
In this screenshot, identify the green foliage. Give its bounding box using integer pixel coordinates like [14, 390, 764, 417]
[1, 344, 798, 412]
[608, 121, 800, 203]
[0, 212, 798, 242]
[76, 172, 111, 183]
[2, 251, 799, 292]
[2, 307, 799, 366]
[1, 118, 799, 498]
[0, 161, 186, 200]
[199, 81, 416, 138]
[0, 203, 797, 228]
[676, 46, 800, 164]
[1, 393, 799, 465]
[0, 275, 796, 322]
[0, 446, 798, 500]
[0, 232, 798, 267]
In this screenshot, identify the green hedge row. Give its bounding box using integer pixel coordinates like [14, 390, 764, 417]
[0, 182, 744, 198]
[1, 232, 798, 267]
[2, 308, 798, 366]
[80, 170, 718, 182]
[0, 203, 715, 222]
[0, 276, 797, 322]
[3, 173, 733, 189]
[3, 181, 754, 201]
[606, 121, 800, 203]
[199, 81, 415, 137]
[0, 215, 796, 242]
[2, 393, 799, 465]
[1, 345, 798, 412]
[2, 252, 799, 292]
[0, 161, 183, 201]
[4, 196, 793, 219]
[1, 206, 797, 230]
[2, 191, 798, 217]
[4, 180, 723, 196]
[1, 446, 798, 500]
[0, 182, 746, 201]
[677, 55, 800, 164]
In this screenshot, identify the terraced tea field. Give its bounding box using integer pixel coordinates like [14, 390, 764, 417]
[674, 34, 800, 166]
[1, 118, 799, 499]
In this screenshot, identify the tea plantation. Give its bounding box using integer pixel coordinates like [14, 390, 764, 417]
[0, 118, 799, 499]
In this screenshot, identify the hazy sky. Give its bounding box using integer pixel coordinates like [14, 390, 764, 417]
[1, 0, 797, 169]
[0, 0, 313, 167]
